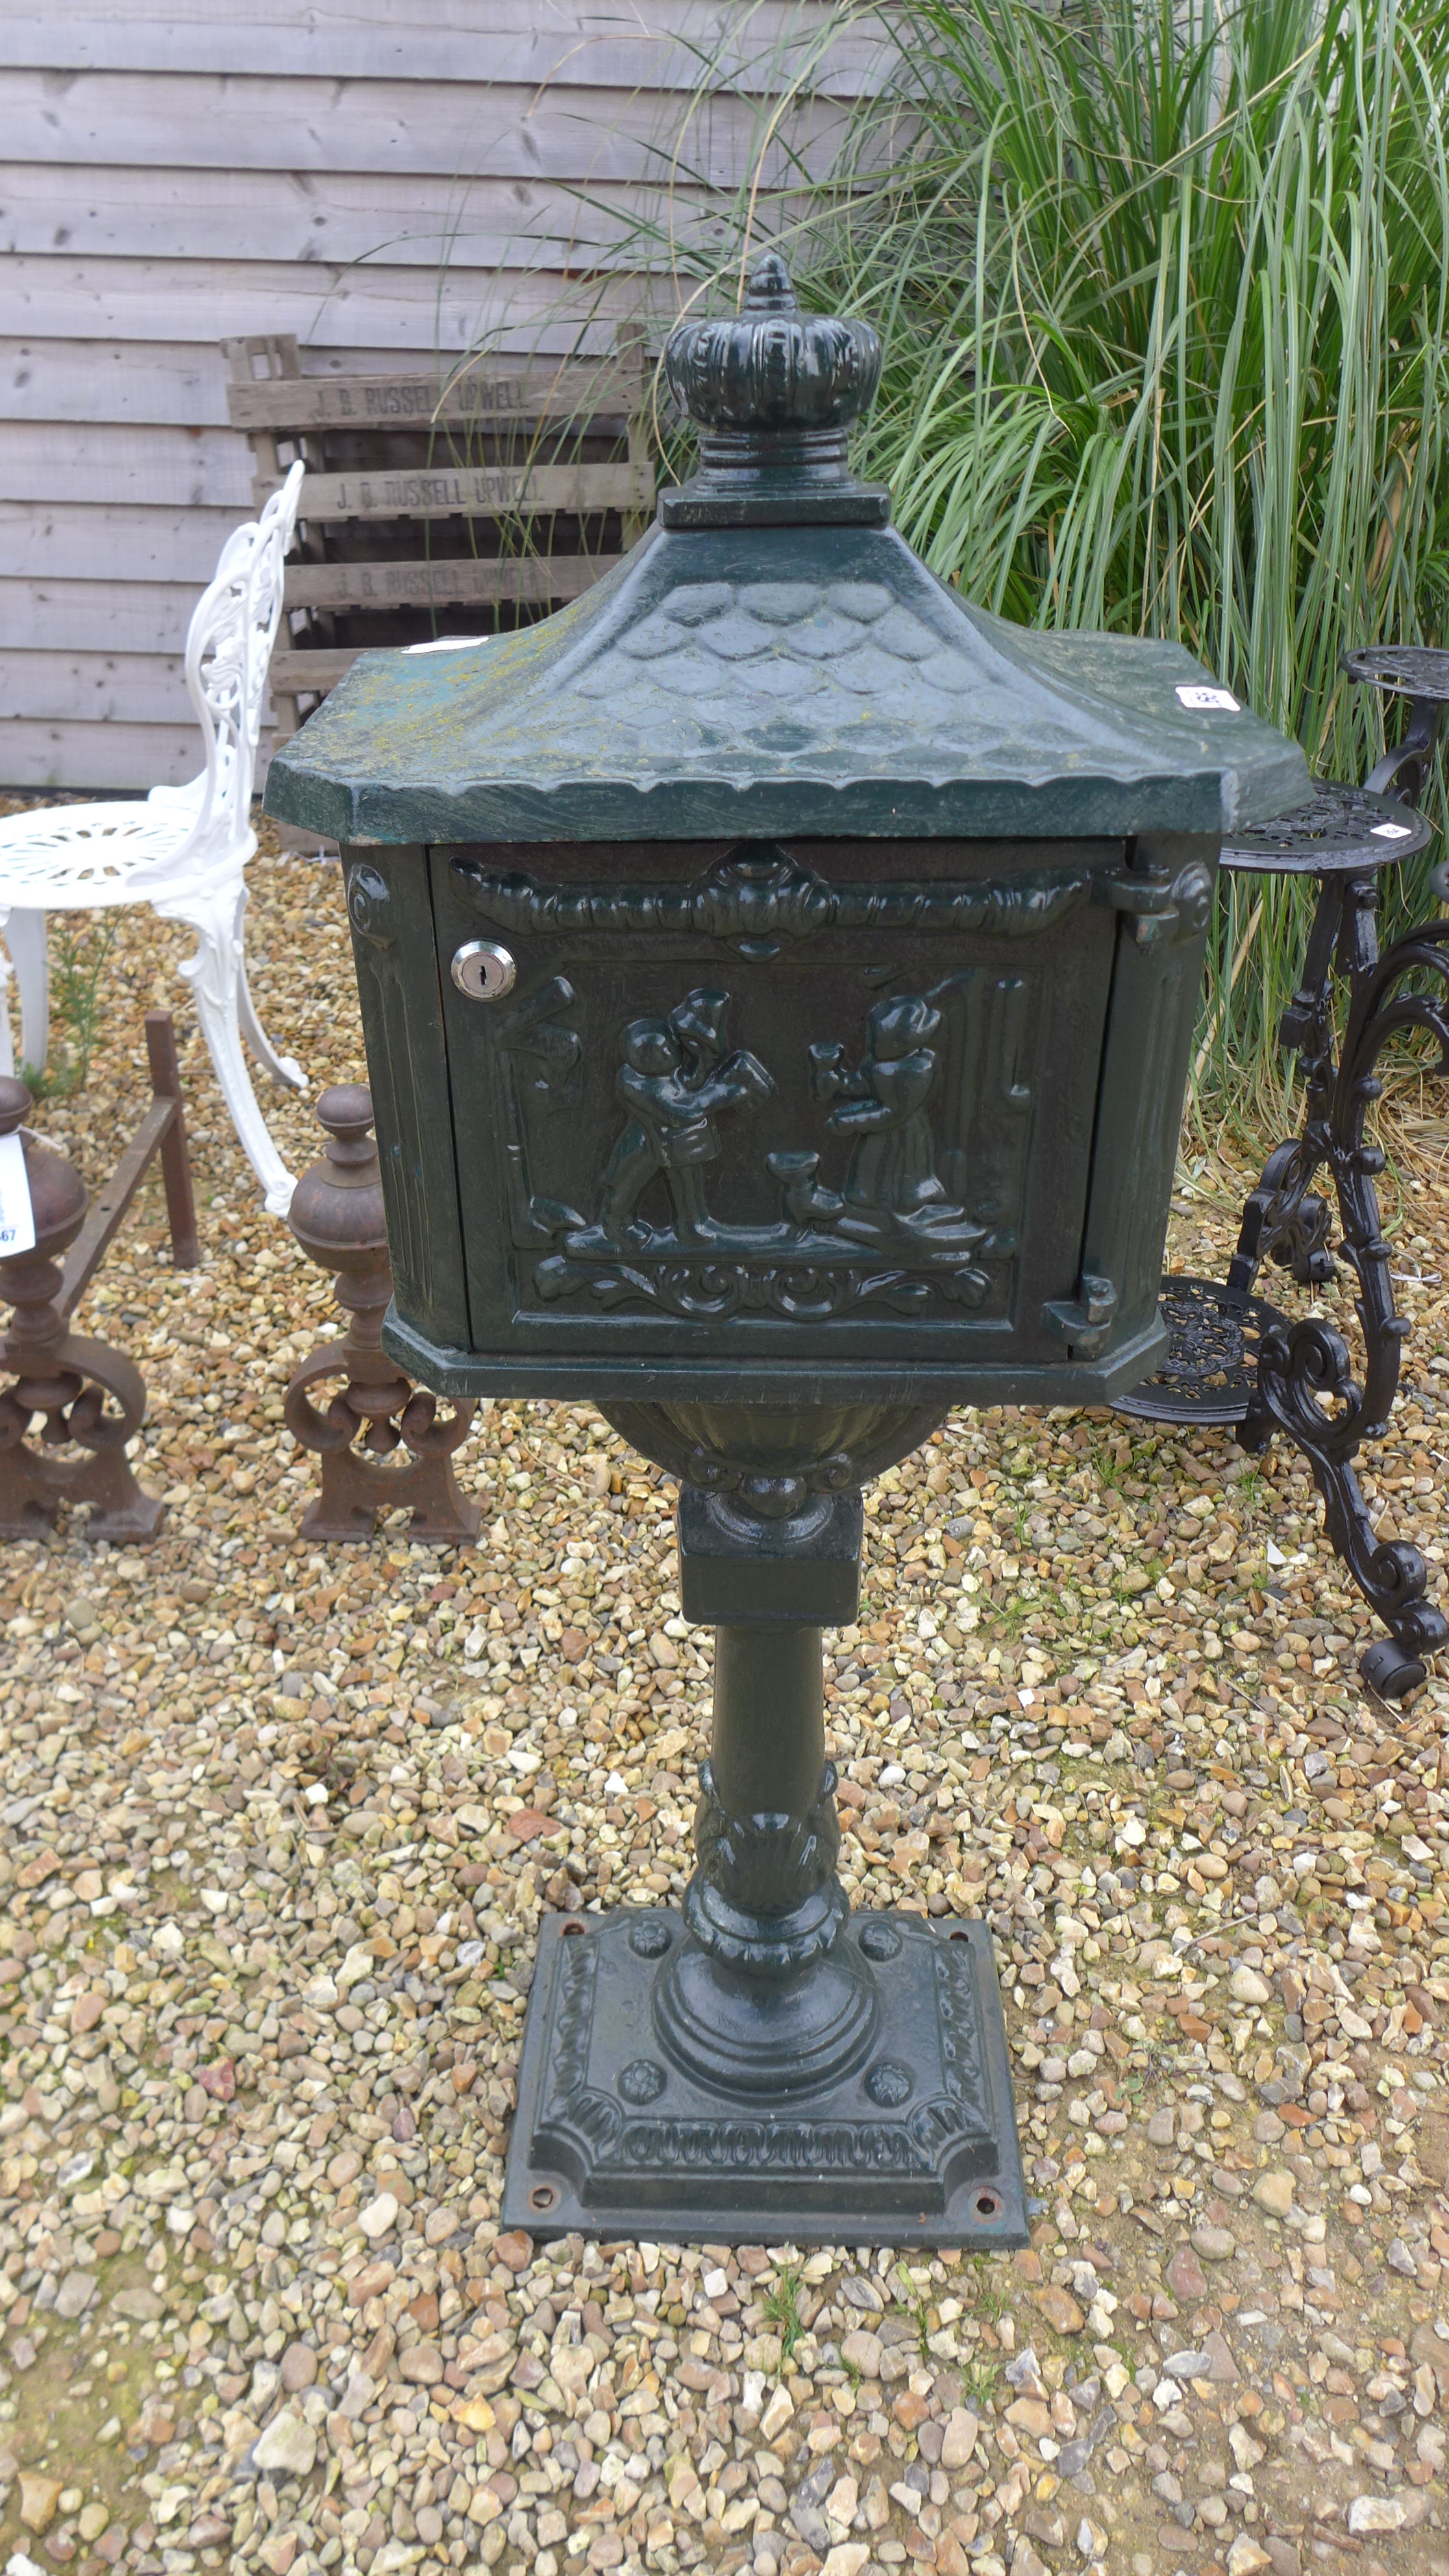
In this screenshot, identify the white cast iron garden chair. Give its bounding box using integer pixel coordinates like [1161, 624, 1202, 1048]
[0, 460, 308, 1215]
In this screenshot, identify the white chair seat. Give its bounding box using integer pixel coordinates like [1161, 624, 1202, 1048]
[0, 800, 219, 899]
[0, 462, 308, 1214]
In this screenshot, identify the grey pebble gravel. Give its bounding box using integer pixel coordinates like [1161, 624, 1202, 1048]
[0, 834, 1446, 2576]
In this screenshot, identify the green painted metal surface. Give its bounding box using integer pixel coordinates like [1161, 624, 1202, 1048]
[340, 848, 470, 1360]
[267, 253, 1308, 1415]
[266, 254, 1306, 851]
[265, 253, 1319, 2251]
[267, 538, 1304, 847]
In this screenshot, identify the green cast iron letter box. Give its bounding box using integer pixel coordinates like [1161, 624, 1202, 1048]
[266, 257, 1306, 2248]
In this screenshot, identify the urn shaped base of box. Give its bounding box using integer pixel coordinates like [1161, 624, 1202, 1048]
[501, 1907, 1026, 2248]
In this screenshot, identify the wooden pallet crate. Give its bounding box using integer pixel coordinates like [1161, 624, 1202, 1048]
[224, 328, 656, 749]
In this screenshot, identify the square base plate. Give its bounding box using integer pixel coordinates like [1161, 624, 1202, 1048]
[502, 1908, 1027, 2248]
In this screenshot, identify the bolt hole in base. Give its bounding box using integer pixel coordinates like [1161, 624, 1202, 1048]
[560, 1920, 586, 1937]
[528, 2182, 560, 2214]
[973, 2189, 1003, 2220]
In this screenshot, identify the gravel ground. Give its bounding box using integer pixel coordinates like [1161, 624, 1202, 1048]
[0, 829, 1447, 2576]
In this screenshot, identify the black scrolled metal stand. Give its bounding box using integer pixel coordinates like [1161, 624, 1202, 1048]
[1119, 656, 1449, 1701]
[1241, 864, 1449, 1694]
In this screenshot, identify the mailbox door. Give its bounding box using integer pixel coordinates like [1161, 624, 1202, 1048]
[428, 835, 1127, 1398]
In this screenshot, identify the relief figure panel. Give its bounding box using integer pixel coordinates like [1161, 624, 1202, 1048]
[434, 840, 1115, 1351]
[508, 967, 1033, 1324]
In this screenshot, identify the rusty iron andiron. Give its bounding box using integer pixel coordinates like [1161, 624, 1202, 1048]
[284, 1084, 480, 1542]
[0, 1010, 199, 1541]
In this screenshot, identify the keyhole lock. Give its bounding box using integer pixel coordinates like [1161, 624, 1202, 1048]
[451, 941, 516, 1000]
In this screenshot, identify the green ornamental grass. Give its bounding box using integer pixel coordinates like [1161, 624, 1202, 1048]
[633, 0, 1449, 1119]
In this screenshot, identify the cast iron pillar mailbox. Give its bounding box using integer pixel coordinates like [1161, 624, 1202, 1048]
[266, 256, 1307, 2247]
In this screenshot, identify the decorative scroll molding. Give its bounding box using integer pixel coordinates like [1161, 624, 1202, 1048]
[545, 1927, 601, 2121]
[613, 2111, 942, 2174]
[934, 1940, 993, 2131]
[452, 843, 1093, 957]
[536, 1253, 991, 1319]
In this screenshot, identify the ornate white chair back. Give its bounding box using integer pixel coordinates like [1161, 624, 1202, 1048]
[132, 459, 305, 886]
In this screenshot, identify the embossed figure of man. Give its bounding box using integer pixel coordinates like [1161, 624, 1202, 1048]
[810, 993, 961, 1236]
[600, 989, 773, 1246]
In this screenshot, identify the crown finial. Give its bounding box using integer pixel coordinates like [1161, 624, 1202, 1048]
[663, 253, 882, 444]
[658, 253, 887, 526]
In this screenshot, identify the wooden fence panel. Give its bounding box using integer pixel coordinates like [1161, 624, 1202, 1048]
[0, 3, 886, 92]
[0, 720, 209, 791]
[0, 3, 892, 786]
[0, 578, 203, 652]
[0, 649, 186, 725]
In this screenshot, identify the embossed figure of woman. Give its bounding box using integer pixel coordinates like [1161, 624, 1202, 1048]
[810, 993, 971, 1240]
[598, 988, 774, 1247]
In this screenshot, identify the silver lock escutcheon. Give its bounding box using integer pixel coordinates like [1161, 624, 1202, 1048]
[451, 939, 516, 1000]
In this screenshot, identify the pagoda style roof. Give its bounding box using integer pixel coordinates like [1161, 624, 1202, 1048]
[266, 257, 1306, 846]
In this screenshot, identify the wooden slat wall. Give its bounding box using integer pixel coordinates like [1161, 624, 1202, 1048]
[1, 1, 889, 792]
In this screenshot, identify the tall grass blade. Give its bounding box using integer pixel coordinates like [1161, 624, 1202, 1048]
[578, 0, 1449, 1122]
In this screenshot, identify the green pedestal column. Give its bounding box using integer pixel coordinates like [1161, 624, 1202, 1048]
[502, 1413, 1028, 2249]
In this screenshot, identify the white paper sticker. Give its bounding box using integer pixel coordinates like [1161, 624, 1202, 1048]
[1370, 821, 1414, 839]
[1176, 683, 1241, 712]
[0, 1132, 36, 1256]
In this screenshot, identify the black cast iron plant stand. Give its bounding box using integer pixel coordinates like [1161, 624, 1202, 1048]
[502, 1402, 1026, 2248]
[1231, 870, 1449, 1697]
[1121, 647, 1449, 1699]
[1124, 847, 1449, 1698]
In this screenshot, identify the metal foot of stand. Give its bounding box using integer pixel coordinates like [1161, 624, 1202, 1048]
[503, 1446, 1026, 2247]
[504, 1908, 1020, 2247]
[1117, 798, 1449, 1700]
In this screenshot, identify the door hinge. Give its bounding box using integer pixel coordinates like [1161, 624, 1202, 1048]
[1041, 1272, 1118, 1356]
[1091, 872, 1180, 945]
